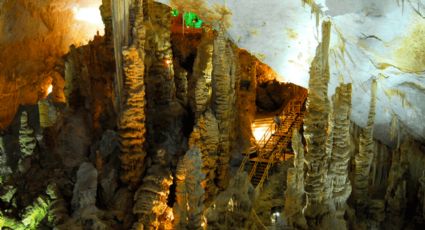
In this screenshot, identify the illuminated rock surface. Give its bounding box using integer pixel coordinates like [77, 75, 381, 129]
[0, 0, 424, 229]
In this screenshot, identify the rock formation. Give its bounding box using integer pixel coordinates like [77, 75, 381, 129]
[328, 83, 352, 225]
[0, 136, 11, 183]
[384, 140, 409, 229]
[71, 162, 98, 214]
[119, 48, 147, 187]
[173, 148, 205, 229]
[132, 149, 173, 229]
[189, 109, 220, 204]
[302, 20, 332, 224]
[353, 79, 377, 215]
[18, 111, 36, 158]
[284, 130, 308, 229]
[211, 28, 238, 190]
[205, 172, 255, 229]
[190, 30, 214, 116]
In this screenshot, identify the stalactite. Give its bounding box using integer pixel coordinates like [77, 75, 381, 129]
[211, 28, 237, 190]
[111, 0, 132, 111]
[302, 20, 332, 223]
[353, 79, 377, 215]
[133, 149, 173, 230]
[173, 148, 205, 229]
[119, 47, 147, 187]
[328, 83, 352, 225]
[284, 130, 308, 229]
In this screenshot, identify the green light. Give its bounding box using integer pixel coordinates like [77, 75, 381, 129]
[171, 9, 179, 17]
[183, 12, 203, 28]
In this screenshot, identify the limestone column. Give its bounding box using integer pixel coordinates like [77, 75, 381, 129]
[303, 20, 332, 223]
[353, 79, 377, 214]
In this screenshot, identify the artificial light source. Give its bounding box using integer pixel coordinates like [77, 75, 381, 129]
[73, 7, 103, 25]
[47, 84, 53, 95]
[165, 59, 172, 66]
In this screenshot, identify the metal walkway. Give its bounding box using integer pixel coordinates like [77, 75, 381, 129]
[239, 92, 307, 188]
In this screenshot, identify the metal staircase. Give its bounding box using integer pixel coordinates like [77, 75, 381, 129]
[239, 92, 307, 188]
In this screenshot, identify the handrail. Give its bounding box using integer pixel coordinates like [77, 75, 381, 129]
[239, 91, 308, 175]
[256, 110, 306, 189]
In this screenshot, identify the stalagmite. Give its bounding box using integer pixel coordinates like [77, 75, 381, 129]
[211, 28, 237, 190]
[174, 65, 189, 105]
[205, 172, 255, 229]
[0, 195, 51, 230]
[329, 83, 352, 224]
[190, 30, 214, 116]
[133, 149, 173, 229]
[119, 48, 147, 187]
[19, 111, 36, 157]
[416, 171, 425, 223]
[145, 2, 175, 106]
[353, 79, 377, 215]
[173, 148, 205, 229]
[38, 99, 58, 128]
[46, 183, 70, 228]
[189, 109, 220, 204]
[71, 162, 98, 213]
[284, 130, 307, 229]
[0, 136, 11, 183]
[302, 20, 332, 223]
[384, 140, 409, 229]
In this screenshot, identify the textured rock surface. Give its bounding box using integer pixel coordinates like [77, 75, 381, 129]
[133, 149, 173, 229]
[190, 30, 214, 116]
[211, 28, 238, 190]
[384, 141, 409, 229]
[18, 112, 36, 158]
[284, 131, 308, 229]
[302, 21, 332, 223]
[328, 83, 352, 223]
[173, 148, 205, 229]
[189, 109, 220, 204]
[71, 162, 98, 212]
[353, 80, 377, 214]
[205, 172, 255, 229]
[119, 48, 147, 187]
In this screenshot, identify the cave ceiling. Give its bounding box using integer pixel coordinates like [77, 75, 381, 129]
[158, 0, 425, 144]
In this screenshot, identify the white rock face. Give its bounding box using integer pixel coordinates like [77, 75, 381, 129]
[156, 0, 425, 144]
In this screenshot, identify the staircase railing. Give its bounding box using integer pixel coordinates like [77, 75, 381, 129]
[239, 91, 308, 177]
[255, 92, 307, 188]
